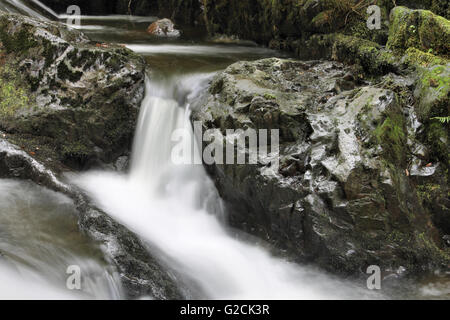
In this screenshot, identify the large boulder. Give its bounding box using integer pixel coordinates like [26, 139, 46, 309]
[387, 6, 450, 57]
[191, 58, 450, 277]
[0, 12, 145, 171]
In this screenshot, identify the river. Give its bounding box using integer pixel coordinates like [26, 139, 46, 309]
[0, 0, 448, 300]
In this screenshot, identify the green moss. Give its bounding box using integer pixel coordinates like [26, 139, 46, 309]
[417, 183, 441, 203]
[0, 20, 38, 54]
[263, 93, 276, 100]
[60, 141, 92, 162]
[331, 34, 398, 75]
[414, 63, 450, 121]
[425, 122, 449, 165]
[418, 232, 450, 260]
[0, 63, 32, 118]
[387, 7, 450, 58]
[404, 47, 448, 67]
[421, 66, 449, 94]
[374, 113, 407, 165]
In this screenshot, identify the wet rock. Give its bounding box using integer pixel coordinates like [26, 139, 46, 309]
[74, 190, 183, 299]
[209, 34, 257, 46]
[0, 137, 183, 299]
[443, 235, 450, 247]
[147, 18, 181, 38]
[114, 156, 129, 172]
[0, 12, 145, 171]
[0, 13, 183, 299]
[192, 58, 449, 277]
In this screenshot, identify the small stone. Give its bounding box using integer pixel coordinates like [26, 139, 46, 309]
[443, 235, 450, 247]
[147, 18, 181, 38]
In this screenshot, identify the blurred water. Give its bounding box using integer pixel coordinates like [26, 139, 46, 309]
[0, 180, 122, 299]
[1, 0, 448, 300]
[74, 72, 382, 300]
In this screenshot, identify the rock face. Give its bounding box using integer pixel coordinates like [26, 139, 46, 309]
[387, 6, 450, 57]
[147, 18, 181, 37]
[191, 58, 450, 276]
[0, 12, 145, 171]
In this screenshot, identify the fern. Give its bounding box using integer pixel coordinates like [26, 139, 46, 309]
[431, 116, 450, 124]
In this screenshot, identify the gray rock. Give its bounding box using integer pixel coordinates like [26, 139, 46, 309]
[191, 58, 449, 276]
[0, 13, 183, 299]
[147, 18, 181, 38]
[0, 12, 145, 171]
[0, 137, 183, 299]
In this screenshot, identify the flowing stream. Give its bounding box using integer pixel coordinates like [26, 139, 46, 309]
[74, 74, 378, 299]
[0, 0, 448, 300]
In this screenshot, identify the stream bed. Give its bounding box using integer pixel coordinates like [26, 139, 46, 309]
[0, 0, 448, 300]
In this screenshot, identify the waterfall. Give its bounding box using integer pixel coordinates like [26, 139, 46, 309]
[0, 0, 379, 297]
[0, 0, 55, 20]
[74, 73, 378, 300]
[28, 0, 61, 19]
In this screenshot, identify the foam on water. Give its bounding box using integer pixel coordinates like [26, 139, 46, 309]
[74, 74, 380, 299]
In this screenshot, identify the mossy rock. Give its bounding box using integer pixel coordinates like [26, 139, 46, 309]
[414, 63, 450, 121]
[331, 34, 399, 75]
[403, 47, 448, 67]
[0, 12, 145, 171]
[387, 6, 450, 58]
[0, 61, 35, 118]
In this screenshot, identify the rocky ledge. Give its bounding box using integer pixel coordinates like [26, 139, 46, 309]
[192, 55, 449, 277]
[0, 12, 183, 299]
[0, 12, 144, 171]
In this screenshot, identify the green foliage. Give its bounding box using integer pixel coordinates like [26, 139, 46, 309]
[404, 47, 447, 67]
[431, 116, 450, 124]
[263, 93, 276, 100]
[374, 113, 407, 164]
[387, 6, 450, 58]
[0, 63, 32, 118]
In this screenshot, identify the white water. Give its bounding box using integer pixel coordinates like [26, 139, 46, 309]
[0, 0, 378, 299]
[0, 0, 46, 19]
[126, 44, 276, 57]
[0, 179, 122, 300]
[74, 74, 378, 300]
[0, 0, 380, 300]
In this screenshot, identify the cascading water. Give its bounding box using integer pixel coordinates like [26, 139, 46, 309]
[6, 0, 446, 300]
[74, 73, 380, 300]
[0, 180, 123, 299]
[0, 0, 52, 20]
